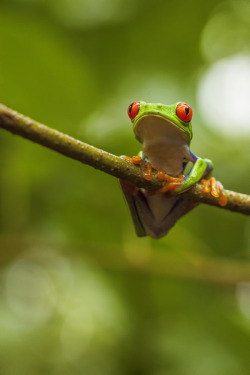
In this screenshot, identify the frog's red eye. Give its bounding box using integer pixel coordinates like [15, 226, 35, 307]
[176, 103, 193, 122]
[128, 102, 140, 120]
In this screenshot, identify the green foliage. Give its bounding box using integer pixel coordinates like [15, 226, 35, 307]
[0, 0, 249, 374]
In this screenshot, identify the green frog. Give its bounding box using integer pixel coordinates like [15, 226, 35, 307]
[120, 101, 227, 238]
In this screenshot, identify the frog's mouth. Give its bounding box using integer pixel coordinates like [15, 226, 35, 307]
[134, 114, 189, 145]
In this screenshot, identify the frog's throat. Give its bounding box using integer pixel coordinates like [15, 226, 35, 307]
[133, 114, 191, 176]
[133, 114, 190, 145]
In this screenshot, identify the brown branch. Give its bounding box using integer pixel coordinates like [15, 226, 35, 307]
[0, 103, 250, 215]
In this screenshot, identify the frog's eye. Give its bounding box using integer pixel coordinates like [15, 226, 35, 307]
[128, 102, 140, 120]
[176, 103, 193, 122]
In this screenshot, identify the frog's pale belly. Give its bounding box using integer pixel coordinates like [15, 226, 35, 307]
[135, 114, 193, 224]
[143, 141, 191, 176]
[142, 141, 192, 223]
[135, 114, 191, 176]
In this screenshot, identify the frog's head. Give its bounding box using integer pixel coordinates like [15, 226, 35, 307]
[127, 101, 193, 145]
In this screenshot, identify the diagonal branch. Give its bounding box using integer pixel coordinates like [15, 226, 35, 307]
[0, 103, 249, 215]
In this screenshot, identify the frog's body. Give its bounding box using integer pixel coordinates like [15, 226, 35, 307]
[136, 114, 192, 175]
[120, 101, 222, 239]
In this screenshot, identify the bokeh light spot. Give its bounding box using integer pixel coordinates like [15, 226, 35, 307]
[61, 306, 94, 360]
[236, 282, 250, 320]
[4, 259, 54, 328]
[197, 55, 250, 137]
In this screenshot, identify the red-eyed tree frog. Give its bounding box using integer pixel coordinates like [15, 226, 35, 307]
[120, 101, 227, 239]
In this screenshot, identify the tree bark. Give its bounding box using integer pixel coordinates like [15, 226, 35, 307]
[0, 103, 250, 215]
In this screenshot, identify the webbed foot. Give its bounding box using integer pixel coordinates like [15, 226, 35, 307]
[122, 155, 153, 181]
[151, 168, 184, 194]
[201, 177, 227, 207]
[122, 156, 184, 193]
[123, 155, 143, 165]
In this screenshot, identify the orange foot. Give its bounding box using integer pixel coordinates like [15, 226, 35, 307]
[124, 156, 153, 181]
[149, 168, 184, 194]
[200, 177, 227, 207]
[124, 156, 143, 165]
[124, 157, 184, 193]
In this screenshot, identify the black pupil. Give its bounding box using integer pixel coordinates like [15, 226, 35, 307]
[128, 104, 133, 114]
[185, 105, 189, 115]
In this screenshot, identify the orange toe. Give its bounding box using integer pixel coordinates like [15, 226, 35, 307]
[201, 177, 227, 207]
[209, 177, 219, 198]
[201, 179, 210, 193]
[156, 168, 167, 181]
[143, 163, 153, 181]
[124, 155, 143, 165]
[218, 182, 228, 207]
[150, 173, 184, 194]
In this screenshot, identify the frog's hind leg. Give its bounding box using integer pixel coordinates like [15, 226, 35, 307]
[120, 179, 198, 238]
[142, 196, 198, 238]
[119, 180, 148, 237]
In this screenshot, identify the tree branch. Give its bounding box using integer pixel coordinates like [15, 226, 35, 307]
[0, 103, 249, 215]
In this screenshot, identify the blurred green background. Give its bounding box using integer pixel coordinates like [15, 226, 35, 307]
[0, 0, 250, 374]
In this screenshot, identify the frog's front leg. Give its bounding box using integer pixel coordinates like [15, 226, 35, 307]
[176, 152, 227, 206]
[122, 152, 155, 181]
[122, 152, 184, 192]
[176, 152, 213, 193]
[119, 153, 192, 238]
